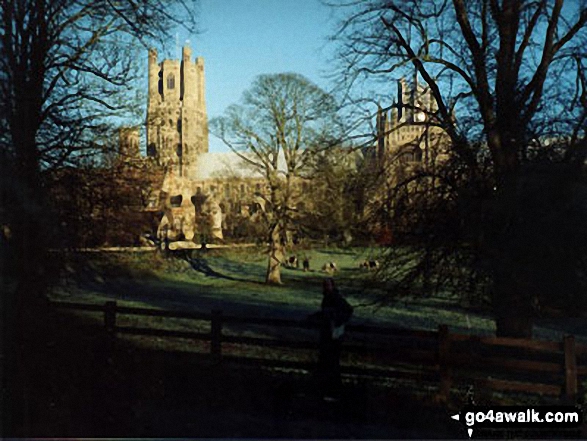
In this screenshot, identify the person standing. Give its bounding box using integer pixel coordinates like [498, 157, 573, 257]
[315, 278, 353, 399]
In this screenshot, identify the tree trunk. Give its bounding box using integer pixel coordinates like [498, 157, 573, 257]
[3, 130, 51, 434]
[3, 201, 51, 436]
[490, 157, 534, 338]
[493, 277, 534, 338]
[266, 223, 284, 285]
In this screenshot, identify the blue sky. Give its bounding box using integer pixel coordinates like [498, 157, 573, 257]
[158, 0, 341, 153]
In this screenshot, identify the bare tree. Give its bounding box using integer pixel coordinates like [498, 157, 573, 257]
[48, 159, 164, 247]
[1, 0, 198, 284]
[1, 0, 199, 284]
[333, 0, 587, 337]
[211, 73, 343, 285]
[299, 147, 365, 245]
[0, 0, 198, 434]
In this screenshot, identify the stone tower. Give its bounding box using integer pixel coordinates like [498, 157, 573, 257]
[119, 127, 140, 159]
[376, 76, 443, 165]
[146, 46, 209, 177]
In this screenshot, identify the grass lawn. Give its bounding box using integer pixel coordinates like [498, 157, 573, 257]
[7, 246, 585, 437]
[50, 246, 587, 343]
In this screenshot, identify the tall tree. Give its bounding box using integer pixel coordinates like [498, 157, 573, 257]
[333, 0, 587, 336]
[0, 0, 197, 434]
[299, 147, 364, 245]
[211, 73, 343, 285]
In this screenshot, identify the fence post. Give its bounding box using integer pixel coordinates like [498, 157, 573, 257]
[104, 301, 117, 334]
[564, 335, 577, 403]
[211, 309, 223, 358]
[438, 324, 451, 403]
[104, 301, 117, 356]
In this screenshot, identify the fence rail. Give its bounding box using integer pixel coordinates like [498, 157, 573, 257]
[50, 300, 587, 403]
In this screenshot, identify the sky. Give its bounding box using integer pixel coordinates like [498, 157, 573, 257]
[158, 0, 342, 153]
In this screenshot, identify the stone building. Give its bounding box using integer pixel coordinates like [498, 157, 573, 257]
[120, 45, 270, 244]
[364, 77, 451, 243]
[373, 77, 449, 174]
[118, 127, 140, 159]
[121, 46, 448, 246]
[146, 46, 208, 178]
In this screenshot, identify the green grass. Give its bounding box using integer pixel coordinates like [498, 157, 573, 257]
[44, 247, 587, 411]
[50, 246, 587, 344]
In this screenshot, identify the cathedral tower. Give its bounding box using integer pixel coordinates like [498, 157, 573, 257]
[375, 76, 447, 169]
[146, 46, 209, 177]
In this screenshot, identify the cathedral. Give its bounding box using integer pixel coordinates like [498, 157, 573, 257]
[366, 76, 451, 243]
[119, 45, 450, 246]
[374, 76, 449, 175]
[146, 45, 208, 178]
[120, 45, 267, 244]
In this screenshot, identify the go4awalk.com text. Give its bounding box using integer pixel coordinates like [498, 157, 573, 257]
[451, 405, 583, 438]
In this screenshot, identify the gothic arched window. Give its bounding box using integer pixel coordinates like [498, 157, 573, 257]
[167, 73, 175, 90]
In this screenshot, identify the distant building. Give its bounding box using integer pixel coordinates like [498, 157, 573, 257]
[146, 46, 208, 178]
[119, 127, 140, 159]
[119, 45, 277, 243]
[364, 77, 451, 243]
[122, 48, 444, 246]
[373, 77, 449, 176]
[127, 47, 449, 246]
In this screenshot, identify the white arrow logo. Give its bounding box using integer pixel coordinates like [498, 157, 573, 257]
[451, 413, 472, 437]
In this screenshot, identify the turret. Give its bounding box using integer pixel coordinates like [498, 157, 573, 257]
[148, 49, 160, 104]
[398, 77, 409, 122]
[181, 46, 195, 103]
[196, 57, 206, 108]
[119, 127, 140, 159]
[182, 45, 192, 63]
[390, 107, 398, 126]
[377, 106, 388, 162]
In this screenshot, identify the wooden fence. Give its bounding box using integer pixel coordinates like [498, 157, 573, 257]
[50, 300, 587, 403]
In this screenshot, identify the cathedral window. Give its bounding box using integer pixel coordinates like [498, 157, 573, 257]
[167, 73, 175, 89]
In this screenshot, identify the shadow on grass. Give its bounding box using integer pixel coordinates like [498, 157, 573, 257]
[157, 250, 266, 285]
[203, 257, 267, 284]
[186, 256, 237, 280]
